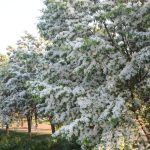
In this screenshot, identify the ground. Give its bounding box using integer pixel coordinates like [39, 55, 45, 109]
[0, 119, 51, 134]
[0, 129, 81, 150]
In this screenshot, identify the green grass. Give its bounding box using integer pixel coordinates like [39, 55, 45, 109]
[0, 130, 81, 150]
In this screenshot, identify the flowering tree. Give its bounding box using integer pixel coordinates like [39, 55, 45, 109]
[0, 56, 10, 134]
[0, 33, 45, 136]
[0, 0, 149, 149]
[36, 0, 150, 149]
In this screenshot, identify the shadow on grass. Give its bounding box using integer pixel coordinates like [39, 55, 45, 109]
[0, 129, 81, 150]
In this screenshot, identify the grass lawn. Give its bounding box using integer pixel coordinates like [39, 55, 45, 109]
[0, 129, 81, 150]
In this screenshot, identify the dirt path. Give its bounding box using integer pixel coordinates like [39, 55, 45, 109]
[0, 122, 51, 134]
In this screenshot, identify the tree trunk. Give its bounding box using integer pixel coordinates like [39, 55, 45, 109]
[26, 113, 32, 138]
[136, 115, 150, 143]
[35, 112, 38, 130]
[21, 118, 24, 128]
[48, 116, 55, 134]
[6, 123, 9, 135]
[2, 123, 4, 129]
[51, 124, 55, 134]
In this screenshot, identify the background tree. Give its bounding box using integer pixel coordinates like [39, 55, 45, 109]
[0, 32, 46, 137]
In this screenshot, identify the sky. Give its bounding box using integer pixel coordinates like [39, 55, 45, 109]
[0, 0, 44, 54]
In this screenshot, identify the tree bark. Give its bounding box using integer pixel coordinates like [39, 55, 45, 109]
[51, 124, 55, 134]
[35, 112, 38, 130]
[2, 123, 4, 129]
[6, 123, 9, 135]
[26, 113, 32, 138]
[48, 116, 55, 134]
[136, 115, 150, 143]
[21, 118, 24, 127]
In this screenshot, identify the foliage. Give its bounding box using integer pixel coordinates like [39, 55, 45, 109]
[0, 32, 45, 128]
[36, 0, 150, 149]
[0, 0, 150, 150]
[0, 54, 8, 64]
